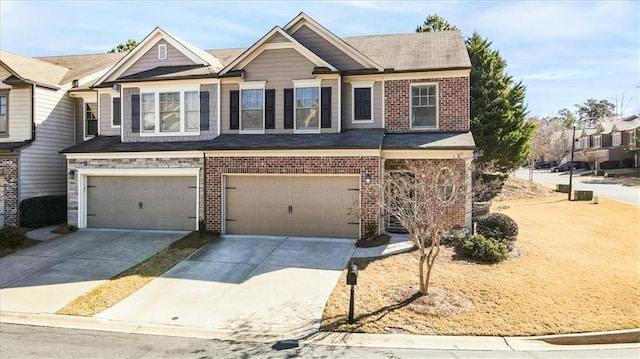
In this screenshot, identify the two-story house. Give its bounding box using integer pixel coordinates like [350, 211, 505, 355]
[0, 50, 122, 227]
[61, 13, 475, 239]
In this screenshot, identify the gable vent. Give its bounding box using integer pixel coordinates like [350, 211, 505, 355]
[158, 44, 167, 60]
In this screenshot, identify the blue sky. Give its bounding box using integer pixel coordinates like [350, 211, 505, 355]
[1, 0, 638, 118]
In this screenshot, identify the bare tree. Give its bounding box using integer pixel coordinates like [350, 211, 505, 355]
[528, 118, 551, 180]
[382, 159, 470, 295]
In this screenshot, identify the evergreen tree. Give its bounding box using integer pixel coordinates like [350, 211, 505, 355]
[109, 39, 138, 53]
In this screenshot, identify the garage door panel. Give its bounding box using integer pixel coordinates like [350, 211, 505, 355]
[225, 175, 360, 239]
[87, 176, 196, 231]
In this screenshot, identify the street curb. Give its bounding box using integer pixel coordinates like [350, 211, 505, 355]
[2, 311, 638, 351]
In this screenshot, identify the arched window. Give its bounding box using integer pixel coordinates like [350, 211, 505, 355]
[435, 167, 455, 202]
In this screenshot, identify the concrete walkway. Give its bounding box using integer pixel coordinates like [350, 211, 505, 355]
[25, 225, 62, 242]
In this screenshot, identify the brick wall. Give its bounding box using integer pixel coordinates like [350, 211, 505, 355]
[205, 156, 381, 238]
[384, 158, 470, 231]
[66, 157, 204, 227]
[0, 156, 18, 227]
[385, 76, 470, 133]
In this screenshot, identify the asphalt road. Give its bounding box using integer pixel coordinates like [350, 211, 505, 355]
[514, 169, 640, 206]
[1, 324, 638, 359]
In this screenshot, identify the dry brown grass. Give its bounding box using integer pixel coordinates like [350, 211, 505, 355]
[494, 175, 555, 201]
[57, 232, 218, 316]
[321, 194, 640, 335]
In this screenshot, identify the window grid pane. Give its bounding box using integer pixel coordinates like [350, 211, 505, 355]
[141, 93, 155, 132]
[160, 92, 180, 132]
[184, 91, 199, 132]
[85, 103, 98, 136]
[411, 85, 437, 128]
[0, 95, 6, 133]
[241, 89, 264, 131]
[296, 87, 319, 129]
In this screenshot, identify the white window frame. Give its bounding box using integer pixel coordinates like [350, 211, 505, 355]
[293, 79, 321, 134]
[84, 100, 98, 140]
[592, 135, 602, 148]
[409, 82, 438, 130]
[139, 85, 201, 137]
[350, 81, 374, 123]
[239, 81, 266, 134]
[612, 132, 621, 146]
[0, 92, 8, 136]
[158, 44, 167, 60]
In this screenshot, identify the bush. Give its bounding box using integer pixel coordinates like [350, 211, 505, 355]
[460, 235, 509, 263]
[621, 158, 634, 168]
[441, 225, 471, 246]
[475, 213, 518, 241]
[0, 227, 26, 249]
[19, 195, 66, 229]
[600, 160, 620, 170]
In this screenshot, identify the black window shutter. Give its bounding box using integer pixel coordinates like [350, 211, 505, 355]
[284, 88, 293, 129]
[321, 87, 331, 128]
[131, 94, 140, 132]
[265, 89, 275, 129]
[199, 91, 209, 131]
[112, 97, 121, 126]
[230, 90, 239, 130]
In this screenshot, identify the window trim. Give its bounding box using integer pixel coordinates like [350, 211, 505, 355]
[613, 132, 622, 146]
[409, 82, 439, 130]
[293, 79, 322, 134]
[111, 94, 121, 128]
[84, 100, 98, 140]
[0, 91, 9, 137]
[158, 44, 167, 60]
[351, 81, 374, 123]
[592, 135, 601, 148]
[138, 85, 201, 137]
[435, 167, 455, 202]
[239, 81, 266, 134]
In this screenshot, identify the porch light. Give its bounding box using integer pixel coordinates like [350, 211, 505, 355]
[68, 169, 76, 180]
[364, 173, 372, 185]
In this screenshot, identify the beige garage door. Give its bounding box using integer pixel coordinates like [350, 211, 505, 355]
[87, 176, 197, 230]
[225, 176, 360, 239]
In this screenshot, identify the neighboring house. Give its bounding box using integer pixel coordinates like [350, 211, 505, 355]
[61, 13, 475, 239]
[0, 50, 123, 227]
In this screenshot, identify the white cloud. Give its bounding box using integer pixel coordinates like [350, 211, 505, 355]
[520, 70, 592, 81]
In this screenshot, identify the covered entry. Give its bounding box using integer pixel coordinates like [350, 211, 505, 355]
[86, 176, 197, 230]
[225, 175, 360, 239]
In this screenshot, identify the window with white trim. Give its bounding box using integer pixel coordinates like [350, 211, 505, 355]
[410, 83, 437, 129]
[158, 44, 167, 60]
[85, 102, 98, 137]
[0, 92, 8, 135]
[613, 132, 621, 146]
[140, 87, 200, 135]
[351, 81, 373, 122]
[593, 136, 602, 148]
[293, 79, 321, 132]
[239, 82, 265, 133]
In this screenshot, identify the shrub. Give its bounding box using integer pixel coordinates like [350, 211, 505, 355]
[621, 158, 634, 168]
[475, 213, 518, 241]
[600, 160, 620, 170]
[364, 223, 378, 240]
[441, 225, 471, 246]
[460, 235, 509, 263]
[19, 195, 66, 229]
[0, 227, 26, 249]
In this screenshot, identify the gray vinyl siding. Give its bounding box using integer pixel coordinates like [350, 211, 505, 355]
[18, 87, 75, 201]
[99, 93, 120, 136]
[1, 84, 32, 143]
[342, 80, 383, 129]
[121, 84, 218, 142]
[291, 24, 362, 71]
[222, 48, 338, 134]
[121, 40, 196, 78]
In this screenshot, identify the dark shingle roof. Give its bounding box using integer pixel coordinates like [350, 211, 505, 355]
[382, 132, 475, 149]
[0, 140, 33, 152]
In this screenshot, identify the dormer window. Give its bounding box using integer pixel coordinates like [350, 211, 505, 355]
[158, 44, 167, 60]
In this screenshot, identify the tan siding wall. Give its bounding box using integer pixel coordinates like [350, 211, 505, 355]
[121, 40, 196, 78]
[291, 25, 362, 70]
[2, 85, 32, 142]
[0, 65, 12, 90]
[342, 80, 383, 129]
[99, 93, 120, 136]
[220, 82, 238, 133]
[19, 87, 75, 200]
[266, 33, 289, 43]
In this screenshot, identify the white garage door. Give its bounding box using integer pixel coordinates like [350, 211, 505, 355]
[87, 176, 197, 231]
[225, 175, 360, 239]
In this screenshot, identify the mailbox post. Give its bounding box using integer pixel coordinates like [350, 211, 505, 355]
[346, 263, 358, 324]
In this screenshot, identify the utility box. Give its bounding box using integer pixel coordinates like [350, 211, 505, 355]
[556, 184, 571, 193]
[346, 263, 358, 286]
[574, 190, 594, 201]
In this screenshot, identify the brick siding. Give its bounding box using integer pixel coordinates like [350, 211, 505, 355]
[0, 156, 19, 227]
[385, 76, 470, 133]
[205, 156, 381, 239]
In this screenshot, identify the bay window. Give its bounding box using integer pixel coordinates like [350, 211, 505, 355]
[139, 87, 200, 135]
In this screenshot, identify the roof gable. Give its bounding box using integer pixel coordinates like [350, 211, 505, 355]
[284, 12, 382, 71]
[95, 27, 223, 86]
[0, 50, 69, 88]
[220, 26, 336, 75]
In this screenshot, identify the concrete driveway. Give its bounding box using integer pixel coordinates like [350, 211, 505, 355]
[0, 229, 186, 314]
[97, 235, 356, 339]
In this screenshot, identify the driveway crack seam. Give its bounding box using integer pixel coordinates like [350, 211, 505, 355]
[239, 236, 289, 283]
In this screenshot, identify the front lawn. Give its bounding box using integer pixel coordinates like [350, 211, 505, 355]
[321, 194, 640, 336]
